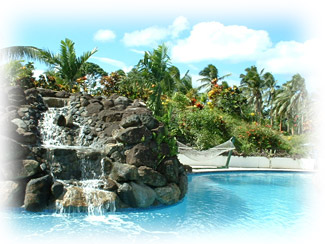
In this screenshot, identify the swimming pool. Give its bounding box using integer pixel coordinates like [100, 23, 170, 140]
[1, 171, 322, 244]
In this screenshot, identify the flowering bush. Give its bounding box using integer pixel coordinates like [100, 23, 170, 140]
[207, 84, 247, 116]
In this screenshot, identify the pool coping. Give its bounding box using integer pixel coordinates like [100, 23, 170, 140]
[190, 167, 317, 174]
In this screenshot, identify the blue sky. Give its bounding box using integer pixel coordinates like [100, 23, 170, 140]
[1, 0, 323, 91]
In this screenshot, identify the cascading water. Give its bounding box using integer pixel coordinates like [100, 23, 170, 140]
[39, 106, 115, 215]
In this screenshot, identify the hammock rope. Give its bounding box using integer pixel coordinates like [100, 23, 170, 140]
[177, 137, 235, 161]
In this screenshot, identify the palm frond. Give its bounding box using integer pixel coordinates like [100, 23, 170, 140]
[0, 46, 42, 61]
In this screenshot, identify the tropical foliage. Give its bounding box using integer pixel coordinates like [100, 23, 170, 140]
[0, 40, 313, 157]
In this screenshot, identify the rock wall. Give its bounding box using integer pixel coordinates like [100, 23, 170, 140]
[0, 86, 188, 212]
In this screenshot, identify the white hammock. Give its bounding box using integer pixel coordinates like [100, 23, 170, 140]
[177, 137, 235, 162]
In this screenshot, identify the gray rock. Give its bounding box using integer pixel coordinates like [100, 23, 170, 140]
[125, 143, 157, 168]
[114, 96, 129, 107]
[155, 183, 181, 205]
[0, 181, 26, 207]
[157, 159, 179, 183]
[24, 175, 52, 212]
[138, 114, 159, 130]
[103, 99, 114, 109]
[98, 110, 123, 122]
[42, 97, 67, 107]
[51, 181, 64, 199]
[114, 126, 152, 145]
[11, 118, 28, 130]
[15, 128, 37, 144]
[48, 148, 81, 180]
[104, 143, 124, 157]
[120, 114, 141, 128]
[178, 173, 188, 200]
[86, 102, 103, 115]
[109, 162, 138, 182]
[138, 166, 167, 187]
[117, 182, 156, 208]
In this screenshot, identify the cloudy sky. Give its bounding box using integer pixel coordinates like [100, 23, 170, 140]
[1, 0, 324, 90]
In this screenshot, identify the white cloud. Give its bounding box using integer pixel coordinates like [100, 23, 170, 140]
[93, 29, 116, 42]
[256, 39, 320, 75]
[171, 21, 272, 63]
[130, 49, 145, 55]
[92, 57, 132, 72]
[122, 16, 189, 47]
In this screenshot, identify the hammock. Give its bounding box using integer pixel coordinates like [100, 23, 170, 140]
[177, 137, 235, 162]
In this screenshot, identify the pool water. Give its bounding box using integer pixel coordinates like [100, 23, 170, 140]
[1, 172, 321, 244]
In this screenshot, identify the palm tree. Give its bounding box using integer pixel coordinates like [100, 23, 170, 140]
[38, 38, 97, 90]
[168, 66, 194, 95]
[272, 74, 308, 134]
[1, 39, 98, 91]
[198, 64, 231, 91]
[0, 46, 42, 61]
[137, 44, 175, 115]
[263, 74, 279, 126]
[239, 66, 274, 119]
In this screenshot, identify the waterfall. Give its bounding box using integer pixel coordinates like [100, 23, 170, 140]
[39, 106, 114, 215]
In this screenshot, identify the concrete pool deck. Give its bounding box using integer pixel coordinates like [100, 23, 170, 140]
[177, 154, 317, 173]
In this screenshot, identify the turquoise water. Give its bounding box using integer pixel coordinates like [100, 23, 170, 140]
[1, 172, 321, 244]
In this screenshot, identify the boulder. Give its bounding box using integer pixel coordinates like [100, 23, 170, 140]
[48, 148, 81, 180]
[109, 162, 138, 182]
[103, 99, 114, 109]
[57, 186, 117, 212]
[15, 128, 37, 144]
[101, 177, 118, 191]
[86, 102, 103, 115]
[104, 143, 124, 157]
[51, 181, 64, 199]
[114, 126, 152, 145]
[178, 173, 188, 200]
[54, 114, 66, 127]
[138, 166, 167, 187]
[11, 118, 28, 130]
[0, 136, 30, 161]
[98, 110, 123, 122]
[24, 175, 52, 212]
[125, 143, 157, 168]
[138, 114, 159, 130]
[157, 159, 179, 183]
[42, 97, 67, 107]
[120, 114, 141, 128]
[114, 96, 129, 107]
[155, 183, 181, 205]
[0, 180, 26, 207]
[117, 182, 156, 208]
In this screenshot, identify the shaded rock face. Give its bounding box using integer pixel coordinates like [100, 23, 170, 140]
[24, 175, 52, 212]
[1, 87, 188, 212]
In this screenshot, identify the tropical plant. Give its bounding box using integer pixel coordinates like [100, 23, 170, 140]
[37, 38, 98, 91]
[272, 74, 308, 135]
[239, 66, 274, 119]
[0, 46, 42, 61]
[0, 60, 36, 88]
[1, 39, 98, 92]
[198, 64, 231, 91]
[137, 44, 175, 116]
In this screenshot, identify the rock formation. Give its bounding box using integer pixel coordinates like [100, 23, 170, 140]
[0, 86, 188, 213]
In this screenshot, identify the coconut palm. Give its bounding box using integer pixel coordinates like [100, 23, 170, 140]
[263, 74, 279, 126]
[272, 74, 308, 134]
[198, 64, 231, 91]
[239, 66, 274, 119]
